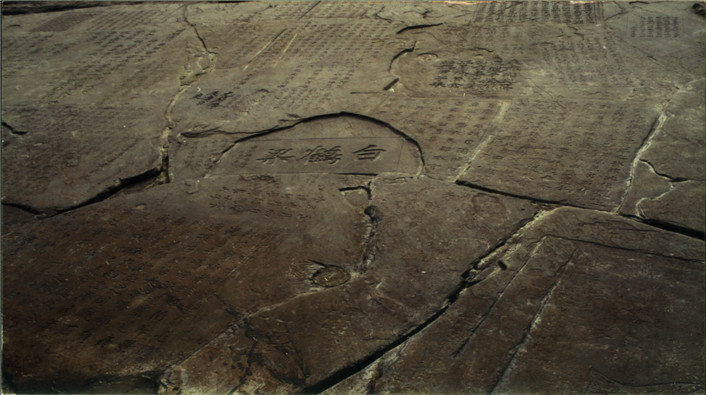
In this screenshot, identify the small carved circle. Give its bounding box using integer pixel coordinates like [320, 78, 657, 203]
[312, 266, 350, 287]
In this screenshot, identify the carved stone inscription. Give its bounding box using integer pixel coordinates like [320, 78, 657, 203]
[226, 137, 402, 174]
[471, 1, 604, 24]
[628, 16, 680, 39]
[458, 99, 660, 210]
[213, 116, 422, 175]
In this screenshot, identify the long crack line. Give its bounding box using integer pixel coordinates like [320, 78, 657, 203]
[451, 233, 553, 358]
[157, 4, 219, 182]
[488, 249, 578, 394]
[546, 234, 704, 262]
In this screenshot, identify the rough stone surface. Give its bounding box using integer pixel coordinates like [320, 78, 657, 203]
[620, 78, 706, 232]
[2, 1, 704, 394]
[327, 207, 705, 394]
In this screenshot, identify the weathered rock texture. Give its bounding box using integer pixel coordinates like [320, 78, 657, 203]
[2, 1, 704, 394]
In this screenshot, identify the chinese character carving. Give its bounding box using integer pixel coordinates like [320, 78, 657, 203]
[300, 145, 342, 164]
[353, 144, 386, 160]
[257, 148, 296, 165]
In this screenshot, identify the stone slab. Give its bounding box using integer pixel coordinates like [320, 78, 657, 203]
[2, 174, 536, 392]
[2, 1, 704, 393]
[329, 207, 705, 394]
[1, 3, 209, 211]
[620, 79, 706, 233]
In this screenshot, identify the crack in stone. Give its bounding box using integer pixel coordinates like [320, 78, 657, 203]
[299, 0, 321, 19]
[214, 294, 241, 320]
[1, 202, 43, 216]
[382, 77, 400, 91]
[1, 121, 27, 135]
[455, 100, 512, 180]
[156, 4, 220, 182]
[624, 215, 706, 241]
[365, 360, 386, 394]
[618, 111, 670, 212]
[588, 368, 705, 391]
[454, 180, 582, 209]
[3, 166, 163, 218]
[1, 1, 137, 15]
[183, 5, 217, 64]
[83, 371, 162, 394]
[396, 23, 443, 34]
[5, 5, 222, 217]
[639, 159, 688, 183]
[488, 249, 578, 394]
[446, 180, 701, 251]
[546, 234, 704, 261]
[450, 234, 551, 358]
[613, 80, 682, 212]
[603, 1, 629, 23]
[181, 127, 249, 138]
[243, 29, 288, 71]
[358, 344, 406, 395]
[357, 205, 382, 274]
[387, 41, 417, 72]
[228, 328, 260, 394]
[372, 5, 393, 23]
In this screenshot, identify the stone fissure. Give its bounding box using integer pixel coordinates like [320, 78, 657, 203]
[451, 235, 551, 358]
[1, 121, 27, 135]
[3, 166, 162, 217]
[455, 180, 579, 208]
[396, 23, 443, 34]
[547, 234, 704, 261]
[388, 41, 417, 72]
[488, 249, 577, 394]
[358, 205, 382, 274]
[640, 159, 688, 182]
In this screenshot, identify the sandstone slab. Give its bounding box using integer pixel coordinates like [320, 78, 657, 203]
[620, 79, 706, 233]
[328, 207, 705, 394]
[2, 1, 704, 393]
[1, 3, 208, 212]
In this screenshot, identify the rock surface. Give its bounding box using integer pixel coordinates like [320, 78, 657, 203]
[2, 1, 704, 394]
